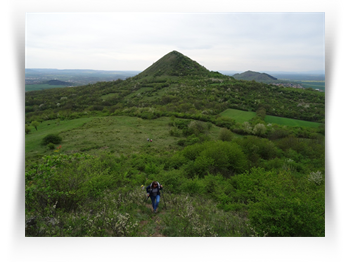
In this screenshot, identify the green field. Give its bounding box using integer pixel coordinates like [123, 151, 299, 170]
[265, 115, 320, 127]
[220, 109, 256, 123]
[221, 108, 320, 127]
[298, 81, 325, 91]
[25, 84, 71, 92]
[25, 116, 226, 160]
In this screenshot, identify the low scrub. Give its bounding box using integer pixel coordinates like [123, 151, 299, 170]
[41, 134, 62, 145]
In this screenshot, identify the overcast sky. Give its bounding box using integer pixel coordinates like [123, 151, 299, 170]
[25, 12, 325, 73]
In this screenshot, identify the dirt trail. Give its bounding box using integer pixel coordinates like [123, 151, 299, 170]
[139, 203, 166, 237]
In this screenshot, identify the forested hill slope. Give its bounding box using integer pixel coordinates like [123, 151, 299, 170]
[135, 50, 212, 78]
[25, 51, 325, 124]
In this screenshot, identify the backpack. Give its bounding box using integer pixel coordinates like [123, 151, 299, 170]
[147, 182, 161, 193]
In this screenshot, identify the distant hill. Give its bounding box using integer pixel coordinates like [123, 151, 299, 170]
[45, 80, 73, 86]
[135, 50, 211, 78]
[233, 70, 277, 81]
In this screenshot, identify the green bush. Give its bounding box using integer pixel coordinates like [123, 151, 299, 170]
[165, 153, 188, 170]
[182, 141, 248, 178]
[230, 168, 325, 236]
[47, 143, 55, 150]
[177, 139, 186, 146]
[236, 136, 280, 162]
[41, 134, 62, 145]
[169, 127, 181, 137]
[25, 153, 124, 214]
[218, 128, 233, 141]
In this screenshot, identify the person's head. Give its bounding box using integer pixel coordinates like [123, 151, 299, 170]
[152, 181, 158, 188]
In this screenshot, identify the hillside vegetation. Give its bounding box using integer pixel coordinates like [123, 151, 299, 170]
[233, 70, 277, 81]
[25, 51, 325, 237]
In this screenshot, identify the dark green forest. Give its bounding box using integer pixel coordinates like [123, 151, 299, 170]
[25, 51, 325, 237]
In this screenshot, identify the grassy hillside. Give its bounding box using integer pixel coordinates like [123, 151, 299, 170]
[25, 118, 94, 158]
[25, 50, 325, 237]
[25, 51, 325, 123]
[25, 116, 228, 161]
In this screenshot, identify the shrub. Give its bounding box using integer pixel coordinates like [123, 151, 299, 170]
[236, 136, 280, 162]
[165, 153, 188, 170]
[242, 122, 252, 134]
[25, 124, 31, 134]
[182, 141, 248, 178]
[267, 127, 290, 140]
[187, 121, 207, 136]
[25, 153, 125, 214]
[47, 143, 55, 150]
[308, 170, 323, 185]
[231, 168, 325, 236]
[41, 134, 62, 145]
[219, 128, 233, 141]
[252, 123, 267, 136]
[169, 127, 181, 137]
[177, 139, 186, 146]
[215, 116, 235, 129]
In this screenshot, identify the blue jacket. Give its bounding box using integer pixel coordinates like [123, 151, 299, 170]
[146, 182, 163, 196]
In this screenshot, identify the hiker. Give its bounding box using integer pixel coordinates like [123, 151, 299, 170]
[150, 139, 153, 142]
[146, 181, 163, 213]
[147, 138, 149, 142]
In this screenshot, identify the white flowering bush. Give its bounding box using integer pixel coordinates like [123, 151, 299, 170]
[242, 122, 252, 134]
[114, 213, 139, 236]
[282, 158, 295, 172]
[253, 123, 267, 136]
[308, 171, 323, 185]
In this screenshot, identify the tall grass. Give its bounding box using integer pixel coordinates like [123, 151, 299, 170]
[26, 186, 253, 237]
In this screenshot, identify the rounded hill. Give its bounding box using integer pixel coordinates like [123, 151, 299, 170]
[233, 70, 277, 81]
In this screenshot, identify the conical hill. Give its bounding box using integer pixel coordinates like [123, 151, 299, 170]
[135, 50, 211, 78]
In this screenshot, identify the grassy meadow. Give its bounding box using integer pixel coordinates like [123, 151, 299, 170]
[220, 108, 320, 127]
[25, 117, 94, 158]
[265, 115, 321, 127]
[25, 116, 227, 161]
[220, 109, 256, 123]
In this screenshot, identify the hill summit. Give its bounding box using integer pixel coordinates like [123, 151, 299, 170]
[233, 70, 277, 81]
[135, 51, 211, 78]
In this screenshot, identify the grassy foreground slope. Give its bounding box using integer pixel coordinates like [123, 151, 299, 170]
[25, 118, 94, 156]
[25, 116, 226, 161]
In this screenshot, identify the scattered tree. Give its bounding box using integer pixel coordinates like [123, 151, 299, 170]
[219, 128, 233, 141]
[41, 134, 62, 145]
[253, 123, 267, 136]
[25, 124, 31, 134]
[31, 121, 39, 131]
[242, 122, 252, 134]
